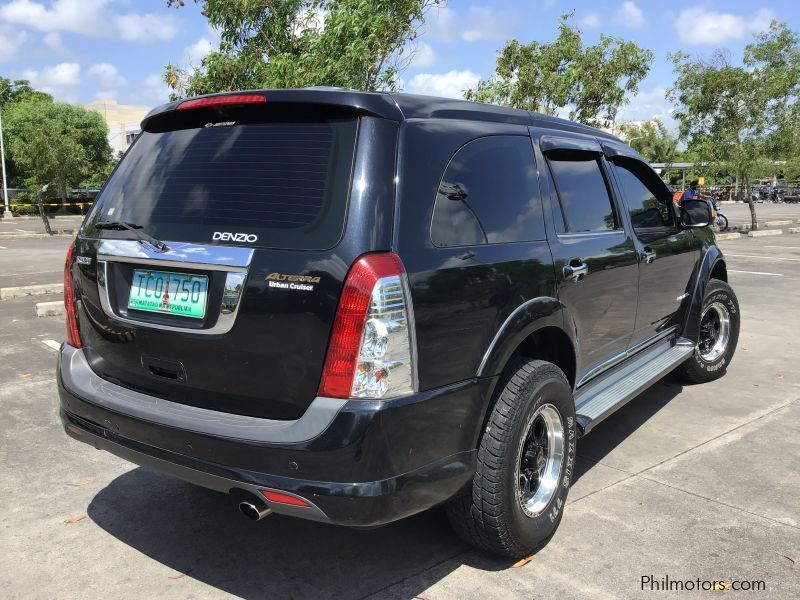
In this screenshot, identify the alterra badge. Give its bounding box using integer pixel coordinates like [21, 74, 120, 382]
[266, 272, 320, 292]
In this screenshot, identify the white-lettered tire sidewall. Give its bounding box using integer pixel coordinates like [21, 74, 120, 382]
[695, 283, 739, 376]
[505, 375, 576, 550]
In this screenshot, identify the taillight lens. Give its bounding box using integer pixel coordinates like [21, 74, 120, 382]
[318, 253, 417, 400]
[177, 94, 266, 110]
[64, 241, 82, 348]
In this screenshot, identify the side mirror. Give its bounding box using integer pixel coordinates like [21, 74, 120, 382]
[681, 199, 711, 228]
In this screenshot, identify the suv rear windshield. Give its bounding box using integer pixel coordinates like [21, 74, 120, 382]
[84, 119, 358, 250]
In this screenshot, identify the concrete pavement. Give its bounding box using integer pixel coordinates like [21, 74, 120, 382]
[0, 234, 798, 599]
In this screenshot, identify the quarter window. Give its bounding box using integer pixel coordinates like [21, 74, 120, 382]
[547, 155, 618, 233]
[430, 136, 545, 247]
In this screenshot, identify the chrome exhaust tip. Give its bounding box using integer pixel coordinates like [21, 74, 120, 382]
[239, 501, 271, 521]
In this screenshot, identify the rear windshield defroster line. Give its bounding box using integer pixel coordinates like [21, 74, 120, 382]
[84, 119, 358, 251]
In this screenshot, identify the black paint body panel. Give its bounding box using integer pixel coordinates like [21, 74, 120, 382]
[62, 88, 726, 526]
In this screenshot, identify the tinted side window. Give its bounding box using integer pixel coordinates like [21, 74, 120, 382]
[547, 155, 617, 233]
[612, 159, 676, 237]
[431, 136, 544, 247]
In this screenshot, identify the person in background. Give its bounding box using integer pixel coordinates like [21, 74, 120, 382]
[682, 180, 701, 205]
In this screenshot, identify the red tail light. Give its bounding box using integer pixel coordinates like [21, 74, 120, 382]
[260, 490, 311, 507]
[64, 241, 82, 348]
[177, 94, 266, 111]
[318, 253, 411, 399]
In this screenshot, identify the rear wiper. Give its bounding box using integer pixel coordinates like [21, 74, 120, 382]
[95, 221, 170, 253]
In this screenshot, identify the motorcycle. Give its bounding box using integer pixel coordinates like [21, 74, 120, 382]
[710, 200, 728, 233]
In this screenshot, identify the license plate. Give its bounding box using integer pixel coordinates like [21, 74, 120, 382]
[128, 270, 208, 319]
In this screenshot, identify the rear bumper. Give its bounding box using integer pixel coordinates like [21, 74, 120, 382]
[58, 345, 495, 527]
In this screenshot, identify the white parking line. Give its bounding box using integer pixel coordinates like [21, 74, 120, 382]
[41, 339, 61, 351]
[0, 246, 6, 249]
[5, 269, 62, 276]
[728, 269, 784, 276]
[764, 246, 800, 250]
[726, 254, 800, 262]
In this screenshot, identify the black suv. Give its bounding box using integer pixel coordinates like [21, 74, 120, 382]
[59, 89, 739, 558]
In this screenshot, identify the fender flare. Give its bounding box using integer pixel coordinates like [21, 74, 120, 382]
[476, 296, 577, 379]
[682, 245, 725, 342]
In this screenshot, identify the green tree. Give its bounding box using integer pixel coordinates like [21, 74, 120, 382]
[0, 76, 52, 108]
[165, 0, 442, 98]
[617, 119, 678, 164]
[4, 99, 113, 209]
[465, 13, 653, 127]
[669, 21, 800, 230]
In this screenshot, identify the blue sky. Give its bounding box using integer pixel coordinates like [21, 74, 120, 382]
[1, 0, 799, 127]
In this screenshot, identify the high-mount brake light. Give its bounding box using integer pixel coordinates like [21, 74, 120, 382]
[64, 241, 82, 348]
[176, 94, 266, 110]
[318, 252, 417, 400]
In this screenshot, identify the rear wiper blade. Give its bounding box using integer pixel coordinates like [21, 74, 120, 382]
[95, 221, 170, 253]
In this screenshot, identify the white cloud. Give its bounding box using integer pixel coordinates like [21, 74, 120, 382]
[88, 63, 126, 88]
[407, 42, 436, 68]
[407, 69, 481, 99]
[42, 31, 66, 52]
[614, 2, 645, 29]
[183, 37, 215, 67]
[674, 8, 774, 45]
[427, 5, 517, 43]
[579, 12, 602, 29]
[291, 7, 327, 37]
[616, 86, 674, 125]
[114, 13, 177, 42]
[21, 62, 81, 100]
[0, 0, 177, 42]
[0, 0, 106, 34]
[0, 24, 27, 62]
[141, 73, 172, 105]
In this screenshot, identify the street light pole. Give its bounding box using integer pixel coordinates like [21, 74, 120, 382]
[0, 84, 10, 219]
[0, 106, 10, 219]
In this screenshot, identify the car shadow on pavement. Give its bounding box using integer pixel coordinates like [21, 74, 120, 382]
[572, 375, 686, 482]
[87, 469, 516, 599]
[86, 376, 686, 598]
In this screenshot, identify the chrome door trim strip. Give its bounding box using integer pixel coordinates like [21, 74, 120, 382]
[577, 326, 679, 388]
[576, 350, 628, 388]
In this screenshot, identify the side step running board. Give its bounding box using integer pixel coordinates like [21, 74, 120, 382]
[574, 337, 695, 436]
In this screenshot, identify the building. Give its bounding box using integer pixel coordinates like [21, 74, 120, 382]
[83, 98, 151, 156]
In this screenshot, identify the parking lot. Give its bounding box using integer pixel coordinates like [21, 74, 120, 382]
[716, 202, 800, 229]
[1, 233, 798, 599]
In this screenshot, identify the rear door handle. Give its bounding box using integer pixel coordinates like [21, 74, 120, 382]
[563, 261, 589, 282]
[641, 247, 656, 264]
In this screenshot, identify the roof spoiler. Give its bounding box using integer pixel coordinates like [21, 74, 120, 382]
[141, 88, 405, 131]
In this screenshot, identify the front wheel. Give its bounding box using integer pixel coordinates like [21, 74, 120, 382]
[446, 359, 577, 558]
[676, 279, 740, 383]
[713, 214, 729, 233]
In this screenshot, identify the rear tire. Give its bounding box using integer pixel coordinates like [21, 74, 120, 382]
[446, 359, 577, 558]
[676, 279, 740, 383]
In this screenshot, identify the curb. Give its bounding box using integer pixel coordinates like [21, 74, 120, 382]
[35, 300, 64, 317]
[748, 229, 783, 238]
[0, 231, 74, 240]
[789, 227, 800, 234]
[715, 232, 742, 241]
[764, 220, 794, 227]
[0, 283, 63, 300]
